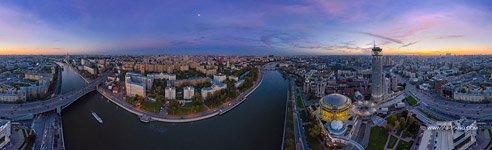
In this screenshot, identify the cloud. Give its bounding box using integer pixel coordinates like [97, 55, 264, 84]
[390, 13, 445, 39]
[259, 31, 369, 53]
[260, 32, 304, 48]
[355, 31, 420, 48]
[399, 41, 419, 48]
[3, 0, 492, 55]
[357, 32, 403, 44]
[435, 34, 465, 39]
[310, 0, 369, 22]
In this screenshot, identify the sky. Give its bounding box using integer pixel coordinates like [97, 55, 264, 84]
[1, 0, 492, 55]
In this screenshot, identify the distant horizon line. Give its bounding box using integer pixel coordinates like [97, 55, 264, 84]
[0, 53, 486, 56]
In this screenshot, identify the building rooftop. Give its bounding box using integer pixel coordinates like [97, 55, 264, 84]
[320, 93, 352, 111]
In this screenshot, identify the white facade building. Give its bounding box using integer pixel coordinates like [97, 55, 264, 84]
[183, 86, 195, 100]
[0, 120, 11, 149]
[213, 74, 227, 83]
[165, 87, 176, 100]
[228, 76, 239, 81]
[0, 93, 25, 102]
[84, 65, 98, 75]
[453, 92, 484, 102]
[201, 81, 227, 99]
[418, 119, 477, 150]
[125, 81, 146, 97]
[125, 72, 152, 98]
[147, 73, 176, 81]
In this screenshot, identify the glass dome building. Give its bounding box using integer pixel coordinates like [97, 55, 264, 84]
[319, 93, 353, 122]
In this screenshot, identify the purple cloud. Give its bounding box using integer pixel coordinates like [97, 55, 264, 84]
[436, 35, 465, 39]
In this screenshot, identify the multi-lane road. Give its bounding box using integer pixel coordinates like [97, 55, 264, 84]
[397, 75, 492, 122]
[290, 76, 308, 150]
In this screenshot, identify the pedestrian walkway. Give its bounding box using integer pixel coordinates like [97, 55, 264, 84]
[382, 127, 416, 150]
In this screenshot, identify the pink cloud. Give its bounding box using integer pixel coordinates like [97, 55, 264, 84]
[377, 4, 492, 42]
[388, 13, 445, 39]
[310, 0, 368, 22]
[0, 5, 88, 51]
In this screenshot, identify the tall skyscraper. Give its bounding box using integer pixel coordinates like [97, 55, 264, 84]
[371, 43, 384, 102]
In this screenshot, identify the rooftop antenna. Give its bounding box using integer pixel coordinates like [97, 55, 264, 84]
[373, 40, 376, 48]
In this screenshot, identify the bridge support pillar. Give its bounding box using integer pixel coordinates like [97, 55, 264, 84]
[57, 106, 62, 114]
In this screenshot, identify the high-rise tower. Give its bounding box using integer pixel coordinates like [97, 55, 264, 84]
[64, 53, 70, 63]
[371, 43, 384, 102]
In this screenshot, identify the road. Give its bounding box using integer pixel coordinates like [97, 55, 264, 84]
[290, 76, 308, 150]
[31, 63, 66, 150]
[397, 75, 492, 122]
[32, 112, 55, 150]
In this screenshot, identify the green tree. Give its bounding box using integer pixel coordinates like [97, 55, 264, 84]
[386, 121, 394, 132]
[309, 125, 321, 139]
[168, 100, 180, 114]
[401, 110, 409, 119]
[394, 121, 401, 133]
[398, 117, 406, 132]
[407, 117, 420, 133]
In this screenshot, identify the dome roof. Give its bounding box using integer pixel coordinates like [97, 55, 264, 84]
[320, 93, 352, 111]
[331, 120, 344, 130]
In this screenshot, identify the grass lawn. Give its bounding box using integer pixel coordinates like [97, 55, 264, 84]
[367, 126, 389, 150]
[140, 100, 164, 113]
[387, 135, 398, 149]
[174, 103, 207, 115]
[296, 96, 305, 108]
[402, 129, 416, 139]
[299, 110, 307, 122]
[407, 96, 418, 106]
[417, 108, 443, 121]
[395, 141, 413, 150]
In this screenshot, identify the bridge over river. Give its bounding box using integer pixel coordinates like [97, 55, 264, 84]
[0, 71, 110, 118]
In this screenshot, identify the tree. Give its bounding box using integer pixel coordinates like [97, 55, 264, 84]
[168, 100, 180, 114]
[459, 88, 467, 93]
[387, 114, 398, 127]
[386, 121, 394, 132]
[192, 97, 204, 106]
[309, 125, 321, 139]
[401, 110, 409, 119]
[125, 96, 137, 105]
[394, 121, 401, 133]
[407, 117, 420, 133]
[398, 117, 406, 132]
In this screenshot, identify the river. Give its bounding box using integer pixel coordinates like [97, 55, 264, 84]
[60, 63, 289, 150]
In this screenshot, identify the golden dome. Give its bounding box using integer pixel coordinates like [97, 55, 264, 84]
[320, 93, 352, 111]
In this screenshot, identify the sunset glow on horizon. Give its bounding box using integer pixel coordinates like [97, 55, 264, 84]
[1, 0, 492, 55]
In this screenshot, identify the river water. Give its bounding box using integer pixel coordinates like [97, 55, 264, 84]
[60, 64, 289, 150]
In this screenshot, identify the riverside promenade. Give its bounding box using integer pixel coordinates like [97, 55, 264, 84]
[218, 69, 263, 115]
[97, 66, 264, 123]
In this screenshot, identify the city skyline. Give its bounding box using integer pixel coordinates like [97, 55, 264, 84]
[1, 0, 492, 55]
[0, 51, 491, 149]
[1, 0, 492, 146]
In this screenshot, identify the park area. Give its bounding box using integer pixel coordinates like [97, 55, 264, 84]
[367, 110, 421, 150]
[406, 96, 418, 106]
